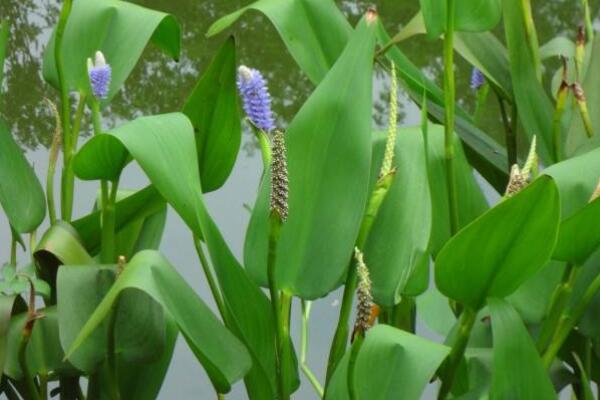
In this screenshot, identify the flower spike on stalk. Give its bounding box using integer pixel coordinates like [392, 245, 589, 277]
[87, 51, 111, 99]
[504, 136, 538, 198]
[572, 82, 594, 138]
[352, 247, 374, 341]
[470, 67, 485, 90]
[270, 130, 288, 221]
[380, 61, 398, 178]
[237, 65, 275, 133]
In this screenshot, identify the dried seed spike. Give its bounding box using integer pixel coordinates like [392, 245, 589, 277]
[380, 61, 398, 178]
[44, 98, 62, 166]
[366, 6, 378, 24]
[352, 247, 373, 340]
[270, 130, 289, 221]
[504, 164, 527, 198]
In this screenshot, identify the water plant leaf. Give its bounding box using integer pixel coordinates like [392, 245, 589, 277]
[502, 0, 554, 163]
[420, 0, 501, 38]
[363, 130, 431, 306]
[488, 298, 557, 399]
[206, 0, 351, 84]
[553, 197, 600, 265]
[3, 306, 76, 380]
[377, 24, 509, 192]
[74, 112, 288, 398]
[435, 176, 560, 310]
[64, 250, 251, 393]
[0, 119, 46, 233]
[0, 295, 23, 377]
[273, 13, 377, 299]
[326, 325, 449, 399]
[42, 0, 180, 104]
[182, 37, 241, 192]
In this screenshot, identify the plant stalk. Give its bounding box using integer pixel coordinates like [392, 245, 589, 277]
[193, 237, 227, 320]
[496, 93, 517, 169]
[106, 300, 121, 400]
[443, 0, 459, 235]
[519, 0, 542, 81]
[437, 307, 477, 400]
[18, 324, 41, 400]
[100, 179, 118, 264]
[300, 301, 324, 398]
[280, 292, 293, 398]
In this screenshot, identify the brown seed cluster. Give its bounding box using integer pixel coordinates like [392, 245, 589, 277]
[270, 130, 289, 221]
[353, 248, 373, 339]
[504, 164, 528, 198]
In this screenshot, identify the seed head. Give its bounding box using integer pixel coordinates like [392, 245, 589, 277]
[270, 130, 288, 221]
[353, 247, 373, 339]
[380, 62, 398, 178]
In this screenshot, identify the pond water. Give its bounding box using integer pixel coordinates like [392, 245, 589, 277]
[0, 0, 597, 398]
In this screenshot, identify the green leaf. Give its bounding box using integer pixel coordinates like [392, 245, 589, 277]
[74, 112, 287, 398]
[0, 295, 23, 377]
[206, 0, 351, 84]
[502, 0, 555, 163]
[566, 36, 600, 157]
[182, 37, 241, 192]
[65, 250, 251, 393]
[42, 0, 180, 103]
[420, 0, 501, 38]
[326, 325, 449, 400]
[0, 119, 46, 233]
[488, 298, 557, 399]
[363, 130, 431, 306]
[539, 37, 576, 60]
[376, 24, 509, 192]
[273, 14, 377, 299]
[4, 307, 76, 380]
[435, 177, 561, 309]
[553, 197, 600, 264]
[72, 185, 166, 254]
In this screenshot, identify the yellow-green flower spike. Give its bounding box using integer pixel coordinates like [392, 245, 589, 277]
[521, 135, 538, 177]
[380, 62, 398, 178]
[353, 247, 373, 339]
[576, 26, 585, 78]
[270, 130, 289, 221]
[505, 137, 538, 198]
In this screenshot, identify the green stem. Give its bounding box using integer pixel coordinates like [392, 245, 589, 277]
[217, 394, 224, 400]
[443, 0, 459, 235]
[300, 301, 324, 398]
[56, 0, 74, 221]
[251, 125, 272, 171]
[100, 179, 118, 264]
[280, 292, 293, 398]
[193, 237, 227, 320]
[106, 301, 121, 400]
[496, 93, 516, 169]
[542, 268, 600, 369]
[552, 82, 569, 163]
[267, 213, 287, 400]
[582, 0, 594, 44]
[10, 237, 16, 265]
[437, 307, 477, 400]
[520, 0, 542, 82]
[347, 335, 364, 400]
[39, 374, 48, 399]
[18, 327, 41, 400]
[537, 263, 577, 352]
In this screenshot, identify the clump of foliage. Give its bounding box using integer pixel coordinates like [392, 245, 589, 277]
[1, 0, 600, 399]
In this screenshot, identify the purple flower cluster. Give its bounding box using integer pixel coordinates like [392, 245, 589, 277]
[470, 67, 485, 90]
[237, 65, 275, 132]
[87, 51, 111, 99]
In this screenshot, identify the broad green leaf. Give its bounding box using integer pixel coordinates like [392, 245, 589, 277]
[43, 0, 180, 103]
[0, 295, 21, 377]
[570, 250, 600, 338]
[326, 325, 449, 400]
[539, 37, 576, 60]
[72, 185, 165, 253]
[206, 0, 351, 84]
[65, 250, 251, 393]
[182, 37, 241, 192]
[488, 298, 557, 400]
[435, 177, 560, 309]
[274, 14, 377, 299]
[454, 31, 513, 100]
[377, 24, 509, 192]
[4, 307, 75, 380]
[503, 0, 554, 163]
[543, 146, 600, 218]
[74, 112, 288, 398]
[567, 37, 600, 157]
[553, 198, 600, 264]
[420, 0, 501, 38]
[0, 119, 46, 233]
[364, 130, 431, 306]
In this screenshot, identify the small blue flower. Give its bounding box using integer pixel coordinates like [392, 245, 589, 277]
[237, 65, 275, 132]
[87, 51, 111, 99]
[470, 67, 485, 90]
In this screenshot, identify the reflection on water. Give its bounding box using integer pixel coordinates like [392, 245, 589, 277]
[0, 0, 598, 398]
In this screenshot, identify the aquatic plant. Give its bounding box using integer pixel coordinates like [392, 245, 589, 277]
[1, 0, 600, 399]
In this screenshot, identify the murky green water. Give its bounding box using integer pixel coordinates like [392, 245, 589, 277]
[1, 0, 597, 398]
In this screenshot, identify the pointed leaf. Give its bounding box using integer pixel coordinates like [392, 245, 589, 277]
[553, 197, 600, 264]
[435, 177, 560, 309]
[42, 0, 180, 103]
[488, 298, 557, 399]
[182, 37, 241, 192]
